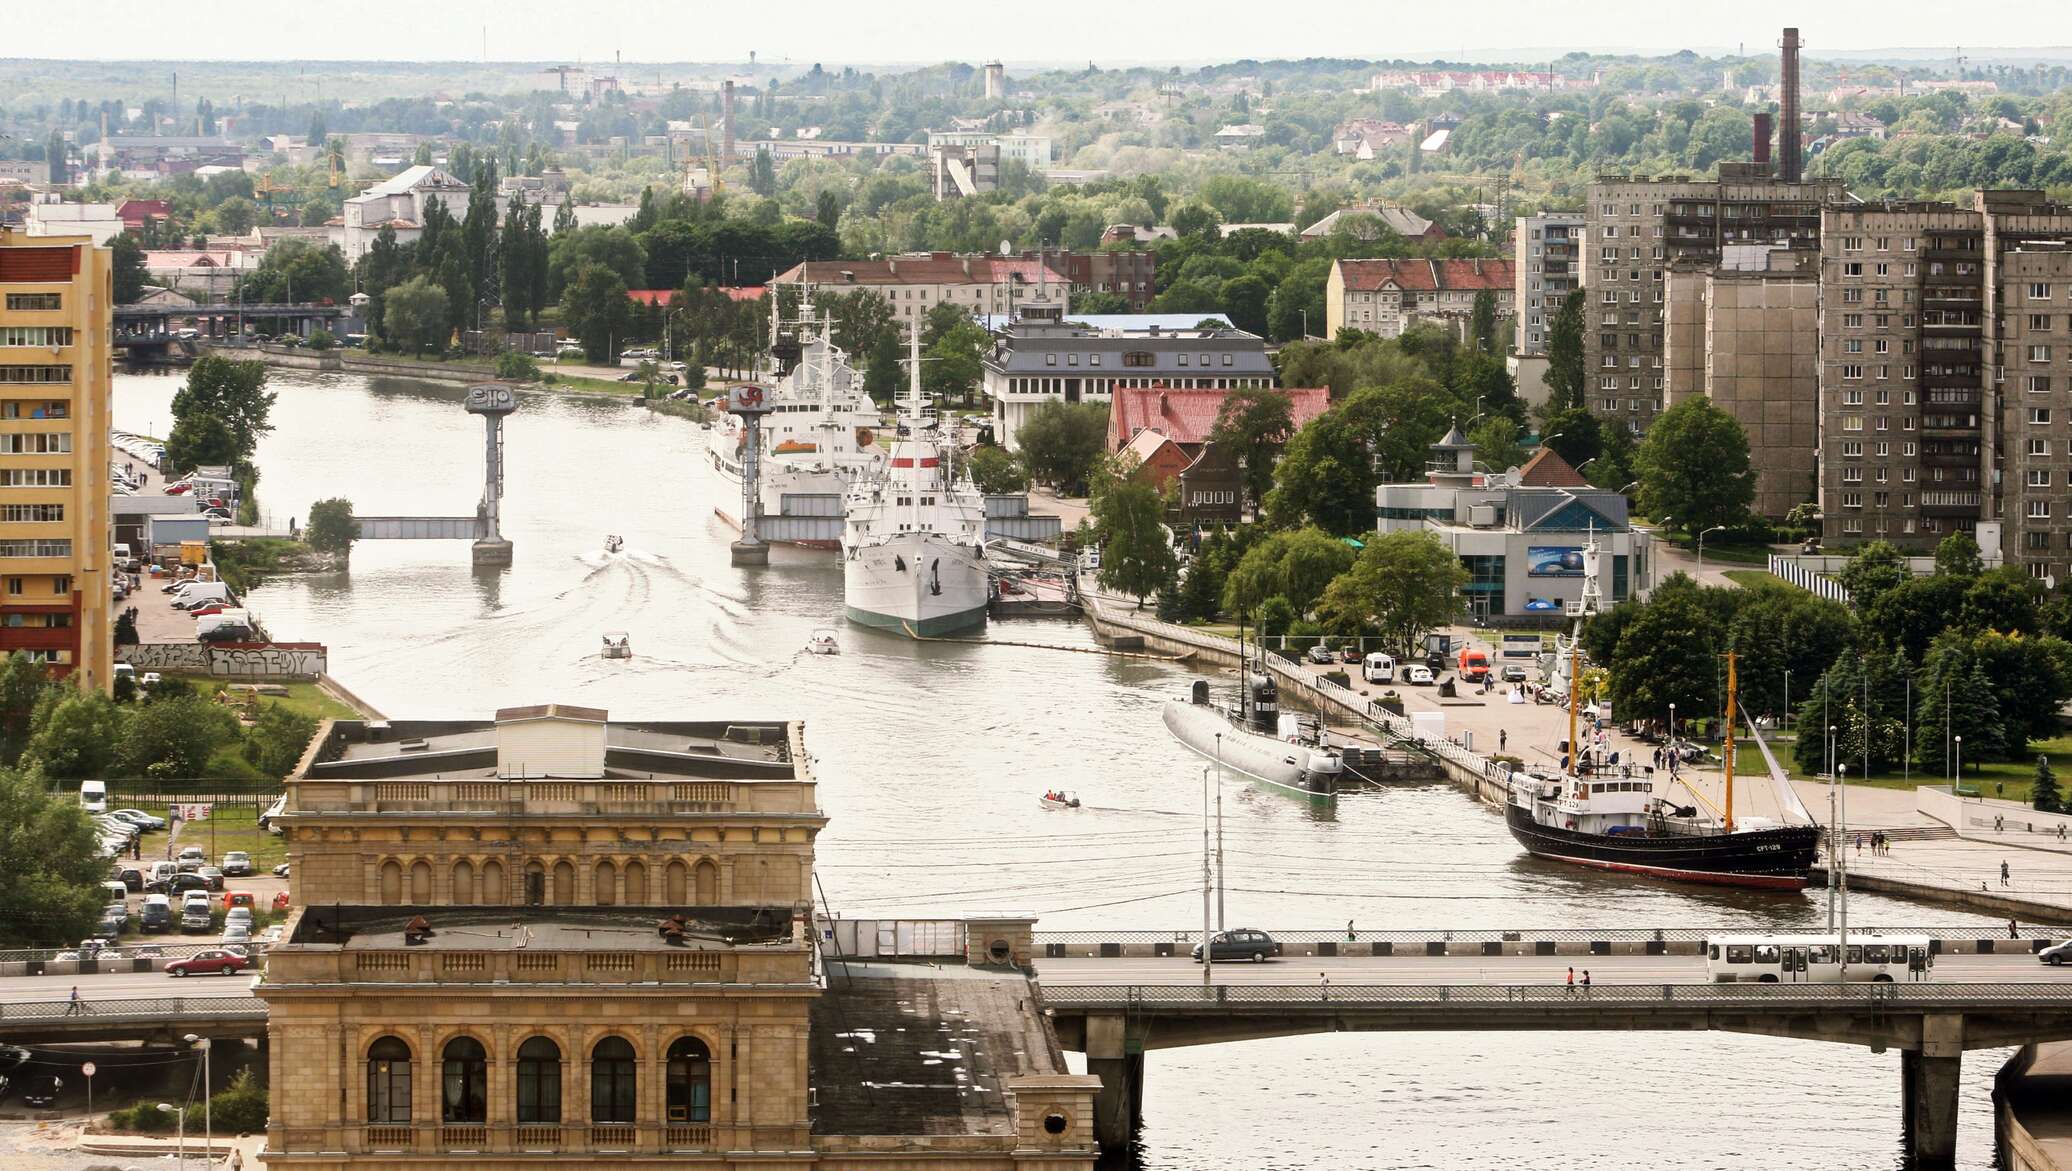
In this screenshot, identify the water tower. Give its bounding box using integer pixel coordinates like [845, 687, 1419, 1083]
[464, 383, 517, 566]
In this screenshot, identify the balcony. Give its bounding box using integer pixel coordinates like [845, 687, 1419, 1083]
[1922, 493, 1983, 515]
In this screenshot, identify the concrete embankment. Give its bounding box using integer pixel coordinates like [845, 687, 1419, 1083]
[220, 346, 644, 402]
[1998, 1043, 2072, 1171]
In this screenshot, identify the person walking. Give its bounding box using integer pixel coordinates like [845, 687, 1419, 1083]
[65, 986, 81, 1016]
[1499, 729, 1507, 754]
[1566, 965, 1575, 995]
[2010, 918, 2021, 940]
[1346, 920, 1356, 942]
[2002, 860, 2012, 888]
[1580, 969, 1591, 995]
[1319, 972, 1329, 1001]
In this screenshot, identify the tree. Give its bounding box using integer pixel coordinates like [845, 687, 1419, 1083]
[495, 350, 541, 382]
[1207, 387, 1295, 521]
[1913, 641, 2004, 776]
[382, 275, 450, 354]
[748, 147, 778, 196]
[306, 497, 359, 555]
[1634, 398, 1754, 532]
[816, 190, 841, 229]
[170, 355, 274, 464]
[1934, 530, 1985, 578]
[967, 446, 1028, 495]
[1469, 289, 1498, 355]
[110, 233, 149, 304]
[1467, 416, 1527, 473]
[1265, 405, 1378, 535]
[1015, 402, 1109, 495]
[115, 694, 242, 779]
[1836, 540, 1910, 610]
[1221, 528, 1356, 617]
[240, 238, 351, 305]
[244, 702, 318, 779]
[163, 413, 240, 475]
[1092, 473, 1176, 606]
[0, 769, 105, 947]
[2035, 755, 2063, 813]
[1314, 531, 1467, 657]
[26, 690, 121, 779]
[562, 263, 634, 363]
[1543, 290, 1585, 412]
[923, 319, 989, 405]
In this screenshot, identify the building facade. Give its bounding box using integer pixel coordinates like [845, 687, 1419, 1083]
[984, 321, 1276, 451]
[1583, 167, 1847, 434]
[771, 253, 1069, 329]
[1016, 249, 1156, 310]
[0, 229, 112, 690]
[1325, 258, 1515, 340]
[1514, 213, 1583, 358]
[342, 166, 478, 261]
[261, 705, 1097, 1171]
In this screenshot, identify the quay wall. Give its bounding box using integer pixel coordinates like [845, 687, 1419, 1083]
[119, 640, 326, 680]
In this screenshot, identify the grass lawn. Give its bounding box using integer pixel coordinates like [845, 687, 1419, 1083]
[164, 673, 364, 721]
[1723, 569, 1791, 590]
[1766, 731, 2072, 802]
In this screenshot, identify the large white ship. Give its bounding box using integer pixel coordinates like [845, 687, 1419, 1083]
[840, 331, 989, 637]
[708, 298, 886, 549]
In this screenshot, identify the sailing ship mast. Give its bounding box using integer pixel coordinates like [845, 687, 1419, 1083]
[1724, 651, 1738, 832]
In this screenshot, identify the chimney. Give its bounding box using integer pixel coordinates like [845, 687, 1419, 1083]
[1752, 112, 1773, 164]
[1779, 28, 1802, 182]
[721, 81, 737, 168]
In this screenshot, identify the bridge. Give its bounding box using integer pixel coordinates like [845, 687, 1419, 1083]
[114, 302, 355, 344]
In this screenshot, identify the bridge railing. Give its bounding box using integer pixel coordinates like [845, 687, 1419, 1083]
[1041, 982, 2072, 1008]
[1028, 924, 2070, 946]
[0, 996, 267, 1022]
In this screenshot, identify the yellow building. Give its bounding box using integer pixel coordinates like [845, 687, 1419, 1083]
[261, 705, 1097, 1171]
[0, 228, 112, 691]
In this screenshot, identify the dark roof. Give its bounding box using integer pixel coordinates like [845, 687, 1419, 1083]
[809, 965, 1065, 1137]
[287, 905, 797, 951]
[493, 703, 608, 723]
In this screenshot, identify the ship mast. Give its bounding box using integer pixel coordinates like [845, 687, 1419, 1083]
[1724, 651, 1737, 832]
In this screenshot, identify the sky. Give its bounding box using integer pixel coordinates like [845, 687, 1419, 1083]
[10, 0, 2072, 65]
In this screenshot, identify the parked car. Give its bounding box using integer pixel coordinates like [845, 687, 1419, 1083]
[2040, 940, 2072, 966]
[180, 899, 214, 932]
[140, 897, 172, 933]
[110, 808, 166, 830]
[1305, 644, 1335, 665]
[196, 866, 225, 890]
[273, 862, 291, 877]
[1339, 645, 1362, 664]
[20, 1074, 61, 1107]
[271, 889, 292, 912]
[223, 890, 256, 910]
[178, 846, 205, 864]
[140, 672, 162, 689]
[165, 949, 249, 977]
[1501, 664, 1529, 684]
[1406, 664, 1436, 686]
[1190, 928, 1282, 963]
[114, 866, 144, 891]
[222, 852, 253, 876]
[219, 923, 251, 947]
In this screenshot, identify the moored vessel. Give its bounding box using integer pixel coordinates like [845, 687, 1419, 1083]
[1163, 675, 1340, 801]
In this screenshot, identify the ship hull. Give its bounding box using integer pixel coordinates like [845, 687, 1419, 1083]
[1162, 699, 1337, 801]
[1503, 802, 1819, 890]
[843, 533, 988, 637]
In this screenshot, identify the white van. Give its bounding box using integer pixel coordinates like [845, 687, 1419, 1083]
[174, 583, 231, 610]
[79, 780, 108, 813]
[1362, 652, 1396, 684]
[112, 542, 138, 570]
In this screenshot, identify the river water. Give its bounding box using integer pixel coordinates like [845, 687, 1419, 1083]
[117, 369, 2016, 1169]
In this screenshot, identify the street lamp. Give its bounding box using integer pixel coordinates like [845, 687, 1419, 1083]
[1955, 734, 1964, 790]
[1618, 480, 1639, 494]
[185, 1035, 210, 1166]
[1696, 524, 1727, 570]
[1577, 457, 1598, 473]
[160, 1103, 186, 1170]
[1783, 668, 1792, 731]
[1668, 702, 1677, 747]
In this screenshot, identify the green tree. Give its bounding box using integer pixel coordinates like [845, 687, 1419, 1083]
[239, 238, 351, 305]
[495, 350, 541, 382]
[1607, 579, 1720, 724]
[244, 702, 318, 779]
[1221, 527, 1356, 617]
[563, 263, 634, 363]
[1265, 405, 1377, 535]
[1467, 416, 1527, 472]
[1313, 531, 1467, 657]
[110, 233, 150, 303]
[381, 275, 449, 354]
[26, 690, 121, 779]
[2035, 755, 2063, 813]
[1015, 402, 1109, 494]
[0, 652, 52, 766]
[1543, 290, 1585, 412]
[1634, 397, 1754, 532]
[748, 147, 778, 196]
[1206, 387, 1295, 521]
[967, 446, 1028, 495]
[1092, 473, 1176, 606]
[1469, 289, 1498, 355]
[1836, 540, 1910, 610]
[923, 320, 989, 405]
[306, 497, 359, 554]
[114, 693, 242, 779]
[306, 328, 335, 352]
[170, 354, 274, 464]
[163, 413, 240, 475]
[1913, 643, 2003, 776]
[0, 770, 105, 946]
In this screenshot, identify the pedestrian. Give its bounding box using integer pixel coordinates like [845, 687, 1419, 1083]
[2059, 824, 2066, 842]
[1566, 965, 1575, 992]
[231, 1151, 243, 1171]
[1855, 833, 1862, 857]
[1346, 919, 1356, 942]
[1499, 729, 1507, 754]
[1319, 972, 1329, 1001]
[2002, 860, 2012, 888]
[2010, 918, 2021, 939]
[1580, 969, 1591, 993]
[65, 985, 80, 1015]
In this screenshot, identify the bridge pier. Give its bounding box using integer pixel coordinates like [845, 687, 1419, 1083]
[1902, 1014, 1964, 1169]
[1084, 1012, 1142, 1153]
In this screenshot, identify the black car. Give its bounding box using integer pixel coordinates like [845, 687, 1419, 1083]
[1190, 928, 1282, 963]
[151, 873, 211, 896]
[20, 1074, 61, 1108]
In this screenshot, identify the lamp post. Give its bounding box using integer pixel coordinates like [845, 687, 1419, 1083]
[1837, 762, 1850, 977]
[1212, 732, 1224, 933]
[1783, 668, 1792, 732]
[161, 1103, 186, 1171]
[1618, 480, 1639, 494]
[1955, 735, 1963, 792]
[1668, 703, 1677, 751]
[1697, 524, 1726, 571]
[1200, 766, 1214, 989]
[184, 1035, 210, 1166]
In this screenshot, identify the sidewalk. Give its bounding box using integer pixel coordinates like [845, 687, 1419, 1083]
[1830, 834, 2072, 920]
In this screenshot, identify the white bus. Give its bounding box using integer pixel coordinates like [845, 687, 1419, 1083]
[1705, 934, 1934, 983]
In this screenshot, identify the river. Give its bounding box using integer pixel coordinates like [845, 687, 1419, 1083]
[117, 368, 2015, 1169]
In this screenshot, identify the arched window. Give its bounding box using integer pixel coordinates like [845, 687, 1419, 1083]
[623, 860, 648, 904]
[665, 860, 688, 903]
[551, 860, 575, 904]
[693, 859, 719, 905]
[440, 1036, 487, 1123]
[409, 859, 432, 902]
[515, 1037, 561, 1124]
[594, 860, 617, 906]
[378, 860, 403, 904]
[451, 860, 475, 905]
[524, 860, 546, 905]
[665, 1037, 711, 1123]
[481, 859, 506, 905]
[589, 1037, 636, 1124]
[366, 1036, 412, 1123]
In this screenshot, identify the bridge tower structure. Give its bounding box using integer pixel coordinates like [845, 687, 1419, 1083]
[727, 382, 775, 565]
[465, 383, 516, 566]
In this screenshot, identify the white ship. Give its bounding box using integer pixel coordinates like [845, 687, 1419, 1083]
[708, 297, 886, 549]
[840, 330, 989, 637]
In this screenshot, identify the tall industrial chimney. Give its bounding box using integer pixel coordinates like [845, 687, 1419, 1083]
[721, 80, 737, 168]
[984, 61, 1005, 100]
[1752, 111, 1773, 166]
[1779, 27, 1802, 182]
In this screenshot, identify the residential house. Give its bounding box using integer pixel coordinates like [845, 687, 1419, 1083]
[1325, 257, 1516, 339]
[984, 319, 1274, 451]
[771, 253, 1070, 331]
[341, 165, 478, 260]
[1104, 385, 1330, 523]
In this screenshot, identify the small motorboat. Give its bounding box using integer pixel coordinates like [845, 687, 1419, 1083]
[1039, 791, 1081, 810]
[601, 631, 632, 659]
[807, 629, 840, 655]
[604, 535, 624, 554]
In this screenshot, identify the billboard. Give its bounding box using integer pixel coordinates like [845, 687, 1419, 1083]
[1526, 546, 1585, 578]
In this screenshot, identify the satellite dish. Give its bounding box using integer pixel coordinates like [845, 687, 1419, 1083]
[1001, 239, 1017, 257]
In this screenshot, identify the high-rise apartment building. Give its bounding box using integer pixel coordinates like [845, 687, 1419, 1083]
[1583, 166, 1847, 433]
[0, 228, 112, 692]
[1510, 212, 1583, 408]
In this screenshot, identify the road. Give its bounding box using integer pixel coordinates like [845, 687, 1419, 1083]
[1030, 952, 2069, 986]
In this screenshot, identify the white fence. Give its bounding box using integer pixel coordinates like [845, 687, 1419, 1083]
[1767, 554, 1854, 605]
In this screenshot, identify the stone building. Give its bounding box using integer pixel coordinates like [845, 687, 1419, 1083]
[983, 319, 1275, 451]
[260, 704, 1097, 1171]
[1324, 257, 1514, 340]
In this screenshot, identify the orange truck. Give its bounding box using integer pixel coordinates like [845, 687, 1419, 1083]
[1455, 646, 1491, 681]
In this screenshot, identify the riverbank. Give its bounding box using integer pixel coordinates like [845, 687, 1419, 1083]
[214, 345, 653, 402]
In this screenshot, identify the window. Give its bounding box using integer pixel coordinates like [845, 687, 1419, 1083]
[2031, 345, 2053, 364]
[1841, 365, 1863, 380]
[0, 367, 71, 384]
[2029, 469, 2052, 488]
[2030, 376, 2053, 395]
[2030, 500, 2053, 519]
[1044, 353, 1056, 366]
[2034, 282, 2054, 300]
[1122, 351, 1154, 368]
[0, 505, 60, 522]
[2032, 314, 2054, 332]
[441, 1037, 487, 1123]
[0, 433, 70, 454]
[590, 1037, 637, 1124]
[2031, 439, 2053, 457]
[665, 1037, 712, 1123]
[2032, 408, 2053, 426]
[4, 294, 61, 311]
[0, 327, 73, 347]
[516, 1037, 561, 1124]
[367, 1037, 412, 1123]
[0, 540, 70, 558]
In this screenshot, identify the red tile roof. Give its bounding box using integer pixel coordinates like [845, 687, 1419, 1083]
[629, 287, 768, 307]
[1516, 446, 1592, 488]
[1334, 257, 1515, 293]
[1107, 386, 1331, 451]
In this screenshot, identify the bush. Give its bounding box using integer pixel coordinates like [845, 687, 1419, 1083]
[306, 498, 358, 555]
[495, 350, 541, 382]
[306, 328, 335, 352]
[207, 1067, 268, 1134]
[109, 1101, 179, 1133]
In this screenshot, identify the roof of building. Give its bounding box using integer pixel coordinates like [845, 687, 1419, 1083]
[286, 906, 798, 952]
[353, 164, 472, 201]
[1516, 446, 1592, 488]
[111, 496, 200, 517]
[142, 250, 242, 269]
[808, 964, 1065, 1137]
[1302, 205, 1436, 239]
[494, 702, 607, 724]
[774, 253, 1069, 288]
[117, 199, 172, 220]
[1107, 385, 1331, 450]
[985, 322, 1276, 377]
[1333, 257, 1515, 293]
[300, 717, 799, 781]
[979, 312, 1230, 332]
[1121, 426, 1181, 466]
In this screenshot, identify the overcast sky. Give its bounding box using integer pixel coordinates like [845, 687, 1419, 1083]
[13, 0, 2072, 64]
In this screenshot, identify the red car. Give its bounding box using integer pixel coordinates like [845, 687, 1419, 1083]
[164, 482, 191, 495]
[164, 949, 249, 977]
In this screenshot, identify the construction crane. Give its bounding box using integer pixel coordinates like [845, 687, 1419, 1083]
[543, 66, 580, 94]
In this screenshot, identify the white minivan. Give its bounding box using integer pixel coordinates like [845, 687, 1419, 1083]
[79, 780, 108, 813]
[1362, 652, 1396, 684]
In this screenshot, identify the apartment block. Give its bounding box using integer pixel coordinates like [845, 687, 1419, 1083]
[1511, 212, 1583, 408]
[0, 228, 112, 691]
[1584, 166, 1846, 433]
